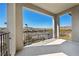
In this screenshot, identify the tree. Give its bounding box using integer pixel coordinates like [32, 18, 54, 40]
[25, 24, 28, 28]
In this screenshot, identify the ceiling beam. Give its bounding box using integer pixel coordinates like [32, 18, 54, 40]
[57, 4, 79, 16]
[22, 3, 55, 16]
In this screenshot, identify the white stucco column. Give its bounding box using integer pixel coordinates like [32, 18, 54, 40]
[7, 3, 23, 55]
[53, 15, 60, 39]
[72, 6, 79, 42]
[52, 17, 55, 38]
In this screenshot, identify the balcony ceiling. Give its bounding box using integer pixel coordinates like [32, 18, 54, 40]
[33, 3, 79, 14]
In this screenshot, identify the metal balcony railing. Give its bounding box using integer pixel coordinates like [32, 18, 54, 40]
[0, 32, 10, 56]
[23, 31, 53, 46]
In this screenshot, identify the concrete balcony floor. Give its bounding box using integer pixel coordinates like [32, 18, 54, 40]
[16, 39, 79, 56]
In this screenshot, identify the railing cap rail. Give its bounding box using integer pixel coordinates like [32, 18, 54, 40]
[0, 32, 10, 36]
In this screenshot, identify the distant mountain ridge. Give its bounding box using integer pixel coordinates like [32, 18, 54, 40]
[60, 26, 72, 29]
[0, 26, 72, 32]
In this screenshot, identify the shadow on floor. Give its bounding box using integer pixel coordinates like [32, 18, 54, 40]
[16, 44, 61, 56]
[61, 41, 79, 56]
[16, 41, 79, 56]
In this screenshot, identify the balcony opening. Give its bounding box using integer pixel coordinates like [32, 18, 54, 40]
[59, 13, 72, 40]
[0, 3, 7, 33]
[22, 7, 54, 46]
[0, 3, 10, 56]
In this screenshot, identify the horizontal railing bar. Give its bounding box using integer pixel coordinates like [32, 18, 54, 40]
[0, 32, 10, 36]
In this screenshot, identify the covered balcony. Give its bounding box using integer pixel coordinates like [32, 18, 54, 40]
[1, 3, 79, 56]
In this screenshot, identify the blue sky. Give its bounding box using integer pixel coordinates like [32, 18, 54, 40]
[0, 4, 72, 28]
[60, 13, 72, 27]
[23, 8, 53, 28]
[0, 3, 7, 28]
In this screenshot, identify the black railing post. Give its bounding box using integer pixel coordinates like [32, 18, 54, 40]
[0, 34, 2, 56]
